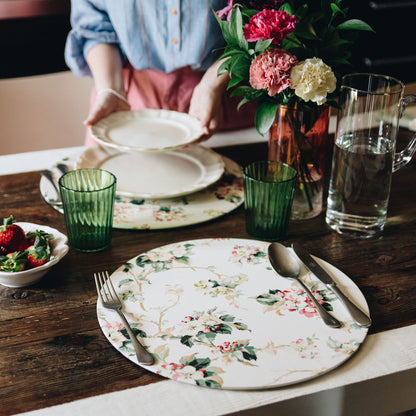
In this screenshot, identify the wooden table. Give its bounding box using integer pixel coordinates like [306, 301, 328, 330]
[0, 139, 415, 416]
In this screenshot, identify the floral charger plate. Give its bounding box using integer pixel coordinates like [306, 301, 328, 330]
[40, 149, 243, 230]
[97, 238, 369, 390]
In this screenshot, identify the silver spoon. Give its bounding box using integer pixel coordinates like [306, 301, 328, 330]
[41, 169, 62, 206]
[268, 242, 342, 328]
[56, 163, 69, 174]
[41, 169, 60, 195]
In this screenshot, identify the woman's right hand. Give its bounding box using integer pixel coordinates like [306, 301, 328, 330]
[84, 90, 131, 126]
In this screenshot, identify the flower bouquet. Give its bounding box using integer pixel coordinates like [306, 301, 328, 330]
[215, 0, 373, 218]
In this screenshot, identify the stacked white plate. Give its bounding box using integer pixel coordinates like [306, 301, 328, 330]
[84, 109, 225, 200]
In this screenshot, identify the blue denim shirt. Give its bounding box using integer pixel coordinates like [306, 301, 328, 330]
[65, 0, 228, 77]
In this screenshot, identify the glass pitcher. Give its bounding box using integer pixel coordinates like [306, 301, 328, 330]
[326, 73, 416, 238]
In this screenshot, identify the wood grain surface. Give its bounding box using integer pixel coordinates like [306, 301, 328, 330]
[0, 141, 415, 415]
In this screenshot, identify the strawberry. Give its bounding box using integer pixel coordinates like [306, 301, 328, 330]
[0, 216, 26, 253]
[26, 237, 51, 269]
[16, 239, 29, 253]
[0, 251, 27, 272]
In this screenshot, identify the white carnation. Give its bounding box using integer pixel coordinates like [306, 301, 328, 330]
[290, 58, 337, 105]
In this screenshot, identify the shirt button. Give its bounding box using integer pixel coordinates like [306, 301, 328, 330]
[172, 9, 177, 15]
[172, 39, 178, 44]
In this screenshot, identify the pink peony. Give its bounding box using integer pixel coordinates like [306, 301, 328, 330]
[244, 9, 298, 45]
[249, 48, 298, 96]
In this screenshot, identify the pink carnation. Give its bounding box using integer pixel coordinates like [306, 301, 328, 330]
[244, 9, 298, 45]
[249, 48, 298, 96]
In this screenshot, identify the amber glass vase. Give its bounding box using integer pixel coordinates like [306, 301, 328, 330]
[268, 105, 331, 219]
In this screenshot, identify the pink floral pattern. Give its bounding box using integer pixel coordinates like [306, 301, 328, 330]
[41, 156, 243, 230]
[256, 286, 337, 318]
[96, 239, 369, 389]
[229, 244, 267, 265]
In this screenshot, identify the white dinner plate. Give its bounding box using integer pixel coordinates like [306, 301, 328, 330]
[97, 238, 369, 390]
[75, 145, 225, 199]
[89, 109, 204, 152]
[40, 154, 244, 230]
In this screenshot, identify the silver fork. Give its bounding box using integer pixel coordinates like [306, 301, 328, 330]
[94, 271, 154, 365]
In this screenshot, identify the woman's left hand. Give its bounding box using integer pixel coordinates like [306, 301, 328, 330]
[188, 60, 229, 140]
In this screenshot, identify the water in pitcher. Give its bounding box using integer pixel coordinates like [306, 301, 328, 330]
[326, 133, 394, 237]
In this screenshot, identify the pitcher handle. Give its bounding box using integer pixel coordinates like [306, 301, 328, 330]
[394, 94, 416, 172]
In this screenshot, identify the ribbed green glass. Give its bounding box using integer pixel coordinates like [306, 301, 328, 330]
[59, 169, 116, 252]
[243, 161, 297, 241]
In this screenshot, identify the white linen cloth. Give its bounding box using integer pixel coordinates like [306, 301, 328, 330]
[14, 326, 416, 416]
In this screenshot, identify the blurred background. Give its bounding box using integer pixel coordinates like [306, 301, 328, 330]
[0, 0, 415, 154]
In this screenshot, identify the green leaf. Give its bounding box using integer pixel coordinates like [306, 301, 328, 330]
[122, 262, 133, 272]
[254, 38, 273, 54]
[330, 3, 344, 17]
[229, 54, 251, 79]
[219, 314, 235, 322]
[196, 379, 222, 388]
[136, 254, 150, 268]
[130, 199, 145, 205]
[281, 33, 302, 51]
[217, 59, 229, 76]
[230, 85, 252, 95]
[236, 96, 252, 110]
[230, 6, 248, 50]
[189, 357, 211, 371]
[180, 335, 194, 348]
[242, 349, 257, 361]
[256, 293, 278, 306]
[213, 323, 232, 334]
[329, 3, 345, 26]
[323, 302, 334, 312]
[174, 255, 190, 264]
[227, 75, 243, 89]
[120, 327, 147, 339]
[196, 330, 216, 342]
[231, 85, 255, 97]
[280, 2, 294, 15]
[233, 322, 250, 331]
[337, 19, 374, 32]
[255, 102, 279, 136]
[214, 12, 234, 45]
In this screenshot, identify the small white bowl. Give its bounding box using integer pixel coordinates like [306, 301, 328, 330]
[0, 222, 69, 288]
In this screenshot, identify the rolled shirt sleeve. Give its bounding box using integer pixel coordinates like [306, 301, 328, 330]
[65, 0, 122, 76]
[65, 0, 227, 77]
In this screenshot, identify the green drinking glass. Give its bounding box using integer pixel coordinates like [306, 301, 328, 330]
[59, 169, 116, 252]
[243, 161, 297, 241]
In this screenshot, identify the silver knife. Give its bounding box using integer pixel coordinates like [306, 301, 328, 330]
[292, 242, 372, 328]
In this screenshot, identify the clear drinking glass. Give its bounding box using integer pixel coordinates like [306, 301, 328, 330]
[243, 161, 298, 241]
[59, 169, 116, 252]
[326, 73, 416, 238]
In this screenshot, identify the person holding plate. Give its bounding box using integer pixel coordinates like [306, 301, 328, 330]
[65, 0, 256, 145]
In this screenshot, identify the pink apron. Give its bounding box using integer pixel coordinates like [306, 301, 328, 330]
[85, 64, 256, 145]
